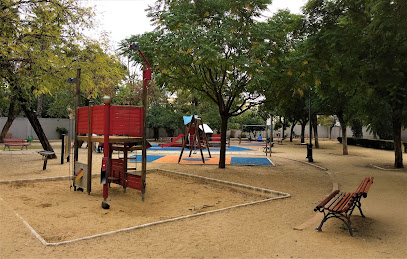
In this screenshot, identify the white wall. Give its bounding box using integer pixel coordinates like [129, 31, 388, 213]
[0, 117, 73, 140]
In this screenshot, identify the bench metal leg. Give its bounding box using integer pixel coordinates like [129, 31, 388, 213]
[354, 200, 366, 218]
[316, 212, 354, 236]
[43, 158, 48, 170]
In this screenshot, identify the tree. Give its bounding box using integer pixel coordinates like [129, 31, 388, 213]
[0, 1, 126, 153]
[260, 11, 311, 143]
[0, 0, 92, 152]
[360, 0, 407, 168]
[304, 0, 406, 167]
[123, 0, 271, 168]
[304, 0, 367, 155]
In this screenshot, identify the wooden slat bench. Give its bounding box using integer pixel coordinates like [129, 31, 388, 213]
[37, 150, 56, 170]
[3, 138, 31, 151]
[314, 177, 374, 236]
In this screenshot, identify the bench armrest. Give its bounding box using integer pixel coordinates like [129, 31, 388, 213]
[314, 190, 340, 211]
[363, 177, 374, 198]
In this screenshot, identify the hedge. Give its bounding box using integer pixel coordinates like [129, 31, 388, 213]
[337, 137, 407, 152]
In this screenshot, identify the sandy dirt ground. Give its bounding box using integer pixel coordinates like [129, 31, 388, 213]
[0, 138, 406, 258]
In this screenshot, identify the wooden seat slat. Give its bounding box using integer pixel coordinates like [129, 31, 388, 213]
[315, 190, 339, 211]
[342, 194, 357, 212]
[333, 193, 352, 212]
[326, 192, 345, 210]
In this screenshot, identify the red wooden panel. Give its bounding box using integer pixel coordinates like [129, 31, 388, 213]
[76, 105, 143, 136]
[111, 106, 143, 137]
[111, 159, 124, 185]
[77, 107, 89, 134]
[125, 174, 142, 190]
[92, 105, 105, 135]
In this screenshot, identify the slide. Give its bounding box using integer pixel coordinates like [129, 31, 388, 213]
[159, 134, 185, 147]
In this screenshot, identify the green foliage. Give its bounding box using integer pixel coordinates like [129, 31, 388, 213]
[261, 11, 310, 127]
[56, 126, 68, 139]
[0, 0, 126, 117]
[230, 110, 264, 129]
[350, 119, 363, 138]
[304, 0, 367, 126]
[0, 85, 10, 116]
[337, 137, 401, 151]
[318, 115, 336, 127]
[122, 0, 272, 119]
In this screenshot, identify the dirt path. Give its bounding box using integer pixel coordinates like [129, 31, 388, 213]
[0, 139, 405, 258]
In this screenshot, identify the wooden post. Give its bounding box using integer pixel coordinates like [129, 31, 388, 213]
[141, 69, 148, 201]
[61, 134, 65, 164]
[87, 102, 93, 195]
[74, 68, 81, 162]
[73, 68, 81, 189]
[103, 96, 111, 200]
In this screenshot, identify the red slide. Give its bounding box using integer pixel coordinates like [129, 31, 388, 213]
[159, 134, 185, 147]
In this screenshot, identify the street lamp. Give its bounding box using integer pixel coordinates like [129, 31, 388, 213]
[307, 88, 314, 162]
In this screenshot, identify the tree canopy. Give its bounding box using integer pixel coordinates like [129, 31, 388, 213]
[122, 0, 273, 168]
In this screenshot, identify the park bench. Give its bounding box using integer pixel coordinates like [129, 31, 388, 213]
[37, 150, 56, 170]
[3, 138, 31, 151]
[314, 177, 374, 236]
[263, 141, 274, 153]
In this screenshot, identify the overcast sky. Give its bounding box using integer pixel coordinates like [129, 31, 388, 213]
[85, 0, 308, 50]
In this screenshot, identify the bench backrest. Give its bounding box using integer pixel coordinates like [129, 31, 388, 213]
[4, 139, 26, 143]
[355, 177, 374, 198]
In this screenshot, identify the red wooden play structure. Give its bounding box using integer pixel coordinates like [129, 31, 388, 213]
[72, 43, 151, 209]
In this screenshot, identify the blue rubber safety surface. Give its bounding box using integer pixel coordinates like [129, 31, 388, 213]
[130, 154, 274, 166]
[129, 154, 163, 162]
[182, 158, 211, 162]
[230, 157, 274, 166]
[149, 145, 252, 152]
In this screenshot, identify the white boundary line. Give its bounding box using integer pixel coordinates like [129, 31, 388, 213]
[369, 164, 402, 171]
[0, 169, 290, 246]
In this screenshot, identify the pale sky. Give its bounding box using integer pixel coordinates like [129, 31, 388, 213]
[85, 0, 308, 50]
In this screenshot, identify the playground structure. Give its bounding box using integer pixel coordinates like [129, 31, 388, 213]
[73, 101, 147, 197]
[158, 134, 185, 147]
[178, 115, 211, 164]
[72, 42, 151, 209]
[240, 124, 273, 157]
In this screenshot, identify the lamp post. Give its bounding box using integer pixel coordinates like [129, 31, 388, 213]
[307, 88, 314, 162]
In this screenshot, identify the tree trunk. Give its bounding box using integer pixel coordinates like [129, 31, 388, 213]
[153, 127, 159, 141]
[329, 125, 334, 140]
[312, 114, 319, 148]
[289, 121, 296, 142]
[393, 113, 403, 168]
[338, 115, 348, 155]
[36, 94, 44, 117]
[300, 121, 306, 143]
[0, 101, 21, 142]
[22, 105, 56, 159]
[219, 114, 228, 169]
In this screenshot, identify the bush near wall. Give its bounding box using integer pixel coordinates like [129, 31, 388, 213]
[338, 137, 407, 152]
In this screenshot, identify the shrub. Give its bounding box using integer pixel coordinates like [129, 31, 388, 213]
[337, 137, 401, 151]
[56, 127, 68, 139]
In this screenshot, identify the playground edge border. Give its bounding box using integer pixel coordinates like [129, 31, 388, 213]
[0, 169, 290, 247]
